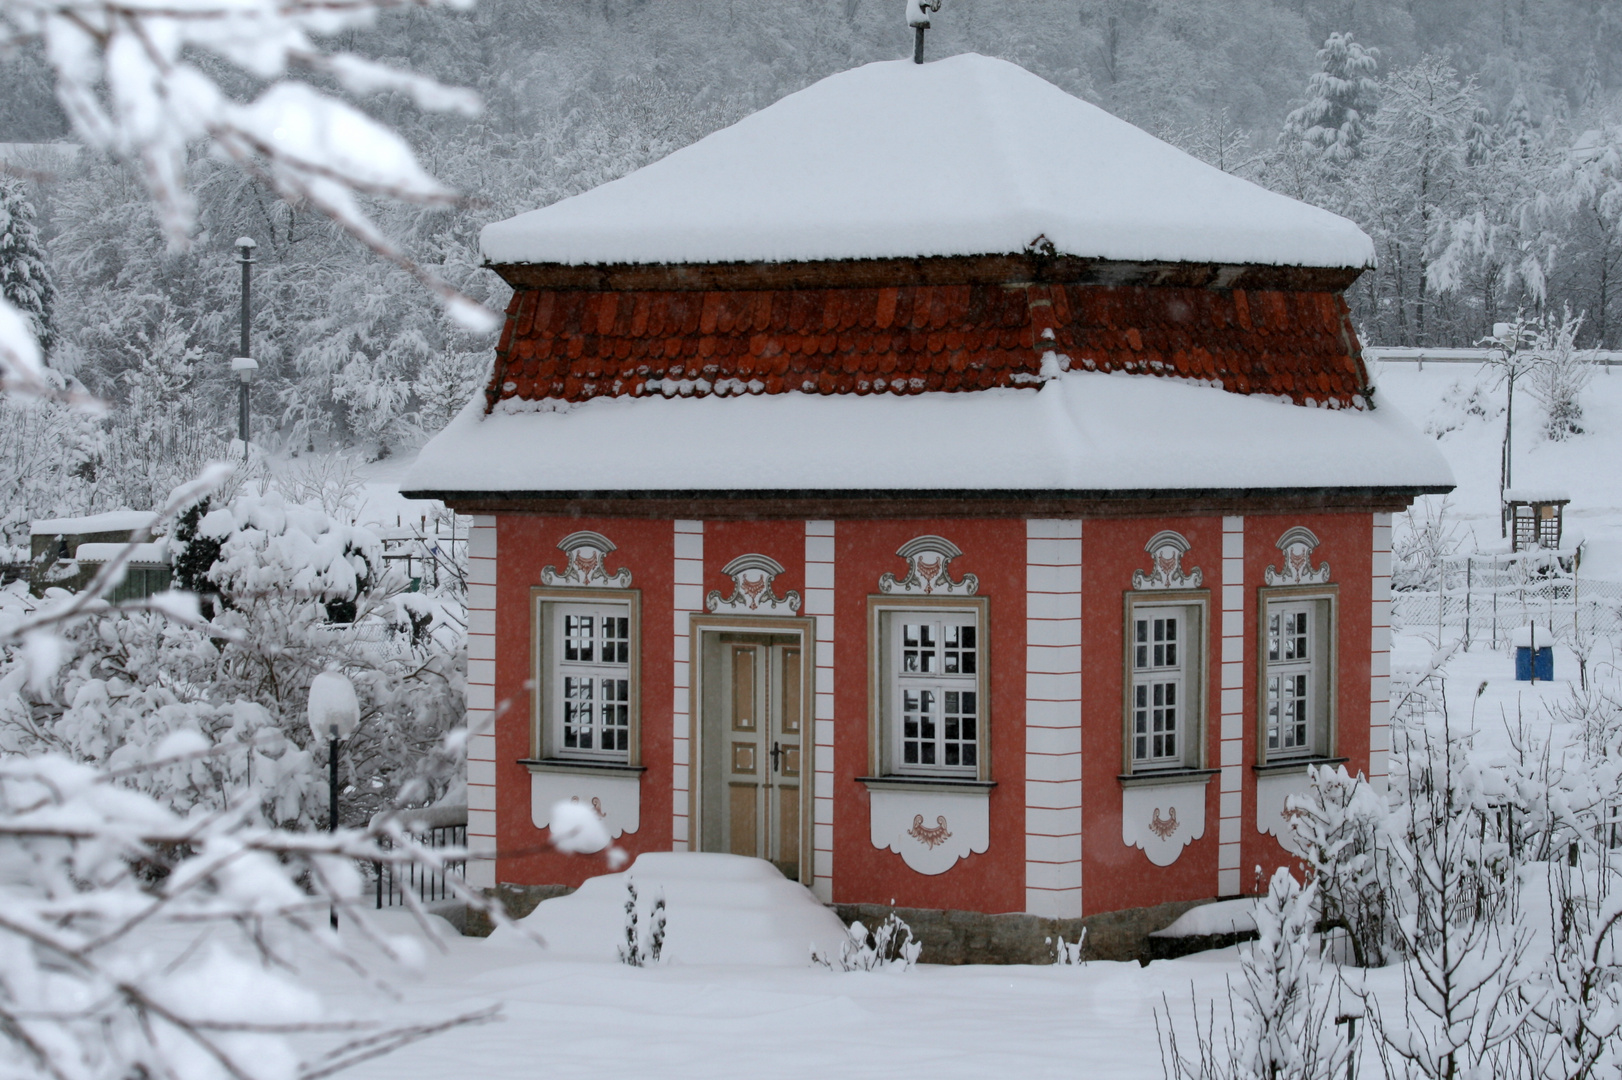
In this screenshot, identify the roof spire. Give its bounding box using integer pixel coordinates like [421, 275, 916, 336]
[906, 0, 941, 64]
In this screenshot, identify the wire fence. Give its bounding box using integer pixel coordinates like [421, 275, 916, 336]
[1391, 550, 1622, 649]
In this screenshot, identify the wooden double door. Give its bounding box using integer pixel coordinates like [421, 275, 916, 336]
[698, 632, 805, 881]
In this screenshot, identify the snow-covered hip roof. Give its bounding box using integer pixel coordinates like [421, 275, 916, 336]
[480, 54, 1375, 271]
[401, 370, 1452, 501]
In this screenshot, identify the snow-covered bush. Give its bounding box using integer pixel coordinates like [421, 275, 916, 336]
[1286, 765, 1391, 968]
[1, 489, 465, 828]
[0, 750, 504, 1080]
[618, 879, 667, 967]
[1051, 929, 1087, 965]
[1235, 869, 1342, 1080]
[1526, 308, 1596, 442]
[814, 912, 921, 972]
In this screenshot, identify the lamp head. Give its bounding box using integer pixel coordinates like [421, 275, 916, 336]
[230, 355, 258, 385]
[308, 670, 360, 742]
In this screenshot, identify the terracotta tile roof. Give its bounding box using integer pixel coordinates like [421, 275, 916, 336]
[485, 283, 1370, 412]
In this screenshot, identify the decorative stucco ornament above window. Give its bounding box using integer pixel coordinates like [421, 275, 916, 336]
[1121, 780, 1208, 866]
[1132, 530, 1202, 590]
[878, 535, 979, 595]
[540, 530, 633, 588]
[707, 554, 802, 614]
[1265, 526, 1332, 586]
[868, 787, 990, 875]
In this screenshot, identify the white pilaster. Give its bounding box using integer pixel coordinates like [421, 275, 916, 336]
[672, 520, 704, 848]
[805, 520, 836, 903]
[1369, 513, 1393, 790]
[1024, 519, 1083, 918]
[1217, 516, 1245, 898]
[465, 515, 498, 889]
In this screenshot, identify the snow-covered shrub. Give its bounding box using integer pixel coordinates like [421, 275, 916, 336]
[617, 879, 667, 967]
[0, 750, 505, 1080]
[1371, 721, 1530, 1080]
[1391, 497, 1462, 594]
[1527, 309, 1596, 442]
[1050, 929, 1087, 965]
[1235, 869, 1342, 1080]
[813, 912, 921, 972]
[1287, 765, 1391, 968]
[0, 489, 465, 828]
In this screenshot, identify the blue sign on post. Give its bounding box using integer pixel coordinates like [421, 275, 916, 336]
[1512, 625, 1554, 682]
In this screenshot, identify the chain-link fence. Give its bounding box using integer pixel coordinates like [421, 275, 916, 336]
[1391, 549, 1622, 649]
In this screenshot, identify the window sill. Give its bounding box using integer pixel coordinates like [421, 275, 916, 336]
[1117, 767, 1219, 788]
[856, 775, 996, 795]
[519, 758, 647, 778]
[1252, 756, 1347, 776]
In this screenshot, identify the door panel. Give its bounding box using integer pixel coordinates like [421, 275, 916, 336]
[701, 634, 807, 882]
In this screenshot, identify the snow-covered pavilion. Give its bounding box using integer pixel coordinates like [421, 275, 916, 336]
[404, 52, 1452, 958]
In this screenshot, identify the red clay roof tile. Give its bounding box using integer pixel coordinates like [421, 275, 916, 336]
[482, 282, 1370, 411]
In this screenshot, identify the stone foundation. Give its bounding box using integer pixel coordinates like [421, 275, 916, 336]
[831, 898, 1219, 965]
[463, 882, 576, 937]
[463, 883, 1227, 964]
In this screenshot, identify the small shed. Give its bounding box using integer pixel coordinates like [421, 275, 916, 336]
[28, 511, 168, 598]
[1502, 489, 1570, 552]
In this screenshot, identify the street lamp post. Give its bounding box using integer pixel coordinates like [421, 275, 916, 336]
[308, 669, 360, 928]
[234, 237, 258, 457]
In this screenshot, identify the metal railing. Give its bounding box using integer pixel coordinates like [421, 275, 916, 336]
[372, 804, 467, 909]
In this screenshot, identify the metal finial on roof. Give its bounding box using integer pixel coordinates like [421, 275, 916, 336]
[906, 0, 941, 64]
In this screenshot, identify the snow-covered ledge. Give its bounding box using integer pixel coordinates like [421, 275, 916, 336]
[1120, 770, 1214, 867]
[1253, 758, 1346, 856]
[860, 777, 993, 875]
[523, 760, 644, 852]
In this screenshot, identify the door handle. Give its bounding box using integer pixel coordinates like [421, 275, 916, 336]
[770, 741, 782, 773]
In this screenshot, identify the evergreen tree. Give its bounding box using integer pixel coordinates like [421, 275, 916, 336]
[1282, 32, 1380, 165]
[0, 175, 56, 357]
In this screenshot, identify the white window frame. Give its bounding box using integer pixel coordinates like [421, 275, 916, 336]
[867, 596, 991, 781]
[1122, 591, 1207, 775]
[1256, 586, 1337, 766]
[532, 587, 641, 765]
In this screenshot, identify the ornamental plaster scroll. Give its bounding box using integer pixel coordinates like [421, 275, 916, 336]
[1132, 531, 1203, 590]
[530, 770, 640, 852]
[706, 554, 802, 614]
[869, 788, 989, 875]
[540, 531, 633, 588]
[1265, 526, 1332, 586]
[1121, 779, 1208, 867]
[878, 535, 979, 596]
[1256, 771, 1313, 856]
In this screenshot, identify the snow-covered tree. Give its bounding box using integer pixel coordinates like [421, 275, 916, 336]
[1526, 308, 1596, 440]
[0, 175, 55, 357]
[1287, 765, 1391, 967]
[1282, 32, 1380, 165]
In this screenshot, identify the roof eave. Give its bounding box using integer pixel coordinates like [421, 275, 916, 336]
[402, 483, 1452, 519]
[486, 253, 1369, 294]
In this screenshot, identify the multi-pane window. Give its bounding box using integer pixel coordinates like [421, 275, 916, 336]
[553, 603, 632, 759]
[1132, 611, 1183, 766]
[893, 616, 979, 776]
[1266, 604, 1314, 757]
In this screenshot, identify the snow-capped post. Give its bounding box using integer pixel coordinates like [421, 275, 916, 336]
[309, 668, 361, 927]
[906, 0, 940, 64]
[234, 236, 258, 457]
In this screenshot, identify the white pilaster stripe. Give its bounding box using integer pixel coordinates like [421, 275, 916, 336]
[805, 520, 836, 903]
[465, 515, 498, 889]
[1217, 516, 1244, 898]
[1025, 519, 1083, 918]
[672, 520, 704, 848]
[1369, 513, 1393, 788]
